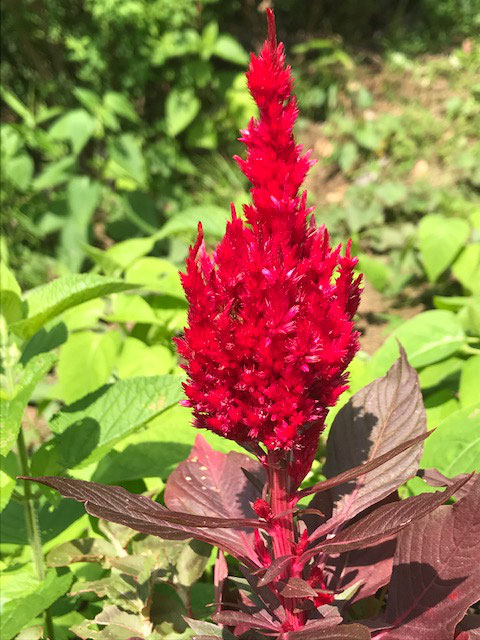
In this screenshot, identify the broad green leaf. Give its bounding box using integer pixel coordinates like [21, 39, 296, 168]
[56, 330, 121, 404]
[418, 214, 470, 282]
[459, 355, 480, 408]
[0, 570, 72, 640]
[3, 153, 34, 191]
[49, 374, 183, 468]
[116, 337, 174, 378]
[106, 134, 146, 187]
[49, 108, 96, 154]
[125, 257, 185, 297]
[105, 293, 160, 325]
[0, 452, 18, 512]
[213, 34, 249, 65]
[59, 176, 101, 271]
[424, 389, 459, 428]
[158, 205, 229, 240]
[357, 254, 390, 292]
[60, 299, 104, 332]
[0, 352, 56, 456]
[165, 87, 201, 137]
[21, 322, 68, 364]
[105, 236, 156, 269]
[433, 295, 472, 311]
[0, 261, 22, 324]
[452, 243, 480, 294]
[369, 310, 466, 377]
[104, 92, 139, 122]
[420, 403, 480, 476]
[93, 404, 243, 483]
[417, 356, 462, 390]
[32, 156, 76, 191]
[10, 274, 136, 339]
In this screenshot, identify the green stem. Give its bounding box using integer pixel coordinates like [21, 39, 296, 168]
[17, 426, 55, 639]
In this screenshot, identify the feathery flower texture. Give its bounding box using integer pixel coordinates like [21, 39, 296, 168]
[177, 10, 361, 481]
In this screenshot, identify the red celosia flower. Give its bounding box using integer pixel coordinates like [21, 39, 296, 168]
[176, 9, 361, 484]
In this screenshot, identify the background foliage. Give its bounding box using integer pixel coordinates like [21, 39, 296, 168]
[1, 0, 480, 638]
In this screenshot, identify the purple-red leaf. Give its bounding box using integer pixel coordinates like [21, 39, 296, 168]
[277, 577, 318, 598]
[456, 616, 480, 640]
[326, 539, 396, 603]
[298, 431, 430, 500]
[21, 474, 263, 563]
[322, 347, 426, 525]
[212, 611, 279, 631]
[382, 474, 480, 640]
[288, 624, 371, 640]
[303, 475, 469, 559]
[257, 555, 294, 587]
[164, 435, 265, 566]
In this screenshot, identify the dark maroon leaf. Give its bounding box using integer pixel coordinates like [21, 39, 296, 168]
[298, 431, 430, 500]
[303, 475, 470, 559]
[322, 347, 426, 524]
[212, 611, 279, 631]
[382, 474, 480, 640]
[214, 549, 228, 614]
[278, 577, 318, 598]
[21, 474, 263, 563]
[164, 435, 265, 566]
[326, 539, 396, 603]
[418, 469, 476, 500]
[257, 555, 294, 587]
[288, 624, 371, 640]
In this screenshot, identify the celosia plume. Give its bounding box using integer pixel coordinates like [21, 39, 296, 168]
[176, 9, 361, 484]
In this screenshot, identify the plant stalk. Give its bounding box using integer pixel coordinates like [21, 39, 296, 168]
[269, 452, 302, 630]
[17, 428, 55, 639]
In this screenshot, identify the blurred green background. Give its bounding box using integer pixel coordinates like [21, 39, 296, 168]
[1, 2, 480, 638]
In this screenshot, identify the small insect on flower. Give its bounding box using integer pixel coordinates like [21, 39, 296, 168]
[176, 8, 362, 487]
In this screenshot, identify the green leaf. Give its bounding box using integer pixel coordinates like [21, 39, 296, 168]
[0, 261, 22, 324]
[107, 134, 146, 187]
[3, 153, 34, 191]
[459, 355, 480, 408]
[103, 92, 139, 122]
[158, 205, 229, 240]
[369, 310, 466, 377]
[105, 236, 156, 269]
[59, 177, 101, 271]
[0, 352, 56, 456]
[417, 214, 470, 282]
[94, 404, 243, 483]
[338, 141, 359, 172]
[452, 243, 480, 294]
[10, 274, 136, 339]
[125, 257, 184, 297]
[357, 254, 391, 292]
[116, 337, 174, 378]
[49, 374, 183, 468]
[0, 570, 73, 640]
[0, 452, 18, 512]
[32, 156, 76, 191]
[165, 87, 201, 137]
[420, 403, 480, 476]
[0, 88, 35, 126]
[49, 108, 96, 154]
[424, 389, 459, 428]
[213, 34, 249, 65]
[417, 357, 462, 390]
[56, 330, 121, 404]
[105, 293, 160, 325]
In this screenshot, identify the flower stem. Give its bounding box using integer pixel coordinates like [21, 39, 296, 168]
[269, 452, 302, 630]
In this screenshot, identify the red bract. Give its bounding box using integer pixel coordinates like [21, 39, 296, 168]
[176, 9, 361, 483]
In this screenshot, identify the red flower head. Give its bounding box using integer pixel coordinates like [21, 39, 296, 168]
[176, 10, 361, 485]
